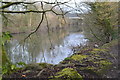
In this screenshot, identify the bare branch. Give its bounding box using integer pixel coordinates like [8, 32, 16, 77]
[0, 1, 70, 9]
[1, 0, 71, 41]
[1, 10, 50, 14]
[24, 13, 45, 41]
[55, 0, 67, 23]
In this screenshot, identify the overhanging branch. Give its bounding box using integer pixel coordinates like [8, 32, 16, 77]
[24, 13, 45, 41]
[1, 10, 51, 14]
[1, 0, 72, 41]
[0, 1, 70, 9]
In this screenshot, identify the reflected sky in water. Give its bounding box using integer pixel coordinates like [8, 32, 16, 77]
[6, 31, 88, 64]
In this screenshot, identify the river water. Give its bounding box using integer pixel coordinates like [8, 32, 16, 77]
[6, 29, 88, 64]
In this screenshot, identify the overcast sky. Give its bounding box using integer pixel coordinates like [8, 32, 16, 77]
[33, 0, 119, 2]
[3, 0, 119, 2]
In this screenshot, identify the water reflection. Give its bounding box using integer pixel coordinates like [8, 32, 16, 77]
[6, 30, 88, 64]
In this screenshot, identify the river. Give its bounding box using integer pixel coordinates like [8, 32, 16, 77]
[5, 28, 88, 65]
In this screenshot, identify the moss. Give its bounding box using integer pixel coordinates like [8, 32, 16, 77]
[86, 66, 96, 70]
[89, 48, 108, 54]
[93, 48, 108, 52]
[80, 47, 91, 51]
[79, 59, 112, 75]
[93, 60, 112, 74]
[25, 63, 53, 70]
[71, 55, 88, 61]
[25, 63, 41, 70]
[94, 54, 101, 57]
[94, 60, 112, 73]
[88, 55, 105, 61]
[94, 60, 112, 66]
[80, 66, 96, 70]
[39, 63, 53, 68]
[79, 55, 112, 75]
[64, 57, 71, 61]
[54, 68, 83, 79]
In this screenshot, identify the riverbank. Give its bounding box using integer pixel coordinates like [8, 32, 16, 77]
[2, 39, 118, 79]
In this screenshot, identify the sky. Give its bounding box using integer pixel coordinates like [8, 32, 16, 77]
[33, 0, 91, 12]
[29, 0, 119, 9]
[34, 0, 119, 2]
[3, 0, 119, 2]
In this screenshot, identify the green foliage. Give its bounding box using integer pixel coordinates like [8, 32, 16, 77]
[2, 62, 26, 75]
[2, 63, 23, 75]
[1, 32, 26, 75]
[54, 68, 83, 79]
[1, 32, 12, 46]
[2, 64, 13, 75]
[64, 57, 71, 61]
[16, 62, 26, 67]
[2, 46, 9, 66]
[2, 64, 18, 75]
[1, 32, 12, 74]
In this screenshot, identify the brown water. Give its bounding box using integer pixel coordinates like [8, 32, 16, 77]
[6, 29, 88, 64]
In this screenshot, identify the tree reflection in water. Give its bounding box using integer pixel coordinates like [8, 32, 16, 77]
[6, 30, 88, 64]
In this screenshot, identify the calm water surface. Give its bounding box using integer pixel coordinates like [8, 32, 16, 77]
[6, 29, 88, 64]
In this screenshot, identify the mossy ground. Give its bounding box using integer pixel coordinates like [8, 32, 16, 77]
[71, 55, 88, 61]
[59, 40, 117, 78]
[52, 68, 83, 79]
